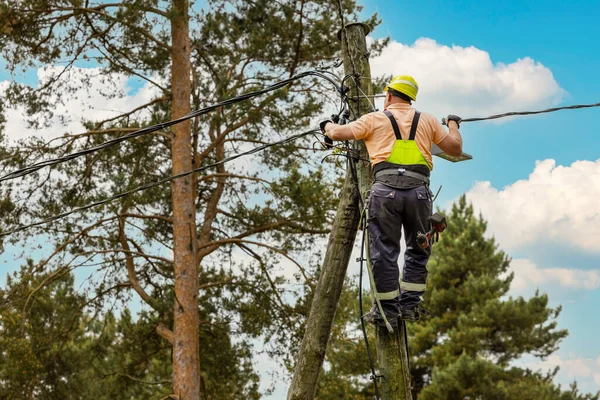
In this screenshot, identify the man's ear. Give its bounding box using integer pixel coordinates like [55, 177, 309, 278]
[384, 91, 392, 106]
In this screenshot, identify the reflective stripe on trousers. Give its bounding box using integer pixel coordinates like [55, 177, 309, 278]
[368, 182, 432, 310]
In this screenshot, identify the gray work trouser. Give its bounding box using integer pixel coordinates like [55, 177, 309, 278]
[367, 182, 432, 312]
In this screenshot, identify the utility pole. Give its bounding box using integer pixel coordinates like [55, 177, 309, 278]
[288, 22, 411, 400]
[339, 22, 412, 400]
[286, 107, 362, 398]
[286, 25, 368, 400]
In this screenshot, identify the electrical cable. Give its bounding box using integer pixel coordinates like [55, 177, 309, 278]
[337, 1, 362, 121]
[402, 321, 410, 371]
[359, 218, 382, 400]
[0, 70, 341, 184]
[0, 129, 319, 238]
[346, 74, 376, 113]
[349, 95, 600, 124]
[461, 101, 600, 123]
[336, 1, 359, 78]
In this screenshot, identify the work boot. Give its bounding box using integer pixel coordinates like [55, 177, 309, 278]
[363, 304, 400, 328]
[400, 305, 429, 322]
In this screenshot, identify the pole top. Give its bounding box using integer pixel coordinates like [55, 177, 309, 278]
[337, 22, 371, 41]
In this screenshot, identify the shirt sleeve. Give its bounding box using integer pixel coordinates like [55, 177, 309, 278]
[350, 113, 374, 140]
[429, 114, 449, 145]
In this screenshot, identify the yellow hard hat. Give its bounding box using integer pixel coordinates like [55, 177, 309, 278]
[384, 75, 419, 101]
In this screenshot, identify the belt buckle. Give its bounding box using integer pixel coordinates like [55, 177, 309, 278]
[397, 168, 406, 175]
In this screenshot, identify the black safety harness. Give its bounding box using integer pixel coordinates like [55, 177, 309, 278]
[373, 110, 431, 187]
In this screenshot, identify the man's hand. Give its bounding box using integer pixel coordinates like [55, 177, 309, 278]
[319, 118, 333, 134]
[442, 114, 462, 128]
[319, 114, 340, 134]
[319, 114, 341, 149]
[438, 114, 463, 156]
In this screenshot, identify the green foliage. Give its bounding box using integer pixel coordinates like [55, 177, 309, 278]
[0, 265, 260, 399]
[420, 353, 599, 400]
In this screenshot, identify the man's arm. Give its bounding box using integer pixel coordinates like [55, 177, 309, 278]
[323, 122, 355, 141]
[437, 117, 462, 157]
[320, 113, 372, 142]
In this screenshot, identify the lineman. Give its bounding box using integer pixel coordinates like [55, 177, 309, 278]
[320, 75, 463, 326]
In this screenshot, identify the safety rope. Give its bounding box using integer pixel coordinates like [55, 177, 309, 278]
[0, 129, 318, 238]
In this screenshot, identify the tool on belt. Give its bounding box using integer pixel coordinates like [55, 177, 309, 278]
[416, 212, 447, 249]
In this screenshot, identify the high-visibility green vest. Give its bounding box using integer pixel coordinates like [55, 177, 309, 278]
[383, 110, 431, 170]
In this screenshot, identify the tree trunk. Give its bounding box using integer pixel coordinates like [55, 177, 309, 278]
[170, 0, 201, 399]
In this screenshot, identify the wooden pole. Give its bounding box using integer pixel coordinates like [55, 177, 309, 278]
[338, 23, 412, 400]
[287, 22, 412, 400]
[286, 25, 370, 400]
[287, 132, 362, 399]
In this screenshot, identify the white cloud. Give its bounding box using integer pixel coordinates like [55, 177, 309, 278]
[369, 38, 565, 119]
[2, 66, 161, 142]
[522, 354, 600, 386]
[509, 258, 600, 291]
[465, 159, 600, 253]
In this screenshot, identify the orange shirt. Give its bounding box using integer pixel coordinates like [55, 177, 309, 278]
[332, 103, 448, 169]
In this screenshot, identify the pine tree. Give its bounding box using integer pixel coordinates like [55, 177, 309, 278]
[311, 196, 598, 399]
[0, 1, 382, 396]
[0, 265, 261, 399]
[412, 196, 598, 399]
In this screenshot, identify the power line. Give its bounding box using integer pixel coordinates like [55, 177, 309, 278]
[352, 94, 600, 123]
[0, 129, 319, 238]
[0, 70, 341, 184]
[461, 101, 600, 122]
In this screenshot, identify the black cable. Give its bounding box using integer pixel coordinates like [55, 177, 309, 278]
[0, 70, 341, 184]
[347, 143, 363, 210]
[336, 0, 363, 122]
[461, 101, 600, 123]
[0, 129, 318, 238]
[359, 219, 381, 400]
[403, 320, 410, 371]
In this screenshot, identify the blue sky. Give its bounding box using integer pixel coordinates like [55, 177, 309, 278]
[1, 0, 599, 396]
[359, 0, 600, 393]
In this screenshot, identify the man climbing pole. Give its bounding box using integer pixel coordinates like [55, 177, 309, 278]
[320, 75, 463, 328]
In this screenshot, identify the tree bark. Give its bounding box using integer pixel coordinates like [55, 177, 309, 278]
[170, 1, 201, 399]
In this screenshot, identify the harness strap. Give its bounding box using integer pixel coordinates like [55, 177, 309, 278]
[383, 110, 402, 140]
[375, 168, 430, 185]
[383, 109, 422, 141]
[408, 111, 421, 141]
